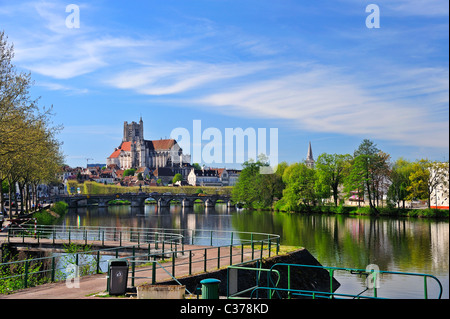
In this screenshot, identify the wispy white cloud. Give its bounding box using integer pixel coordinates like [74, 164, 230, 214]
[2, 0, 447, 157]
[37, 81, 89, 95]
[197, 63, 449, 148]
[104, 61, 270, 95]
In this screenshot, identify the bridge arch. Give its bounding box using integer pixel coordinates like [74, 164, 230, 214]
[54, 193, 232, 209]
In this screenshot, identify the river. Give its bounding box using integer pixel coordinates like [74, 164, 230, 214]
[59, 203, 449, 299]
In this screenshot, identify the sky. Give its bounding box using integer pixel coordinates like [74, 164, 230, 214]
[1, 0, 448, 169]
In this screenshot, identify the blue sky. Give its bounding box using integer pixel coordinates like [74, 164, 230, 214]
[1, 0, 448, 168]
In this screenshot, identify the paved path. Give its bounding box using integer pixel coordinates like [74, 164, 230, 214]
[1, 236, 269, 299]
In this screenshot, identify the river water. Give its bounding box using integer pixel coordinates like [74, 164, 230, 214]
[60, 203, 449, 299]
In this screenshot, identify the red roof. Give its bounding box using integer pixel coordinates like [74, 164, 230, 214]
[108, 141, 132, 158]
[121, 141, 132, 151]
[108, 139, 176, 159]
[150, 139, 175, 150]
[108, 149, 121, 158]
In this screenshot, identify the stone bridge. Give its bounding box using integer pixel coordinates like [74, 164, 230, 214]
[53, 193, 233, 209]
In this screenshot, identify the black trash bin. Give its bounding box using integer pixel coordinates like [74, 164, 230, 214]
[108, 259, 129, 295]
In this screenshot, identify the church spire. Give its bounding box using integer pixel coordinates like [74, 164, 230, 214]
[306, 141, 315, 168]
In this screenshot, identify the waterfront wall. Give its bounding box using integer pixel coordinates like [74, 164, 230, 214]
[156, 248, 340, 298]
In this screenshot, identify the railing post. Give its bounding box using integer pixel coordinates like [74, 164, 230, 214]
[189, 251, 192, 275]
[24, 260, 29, 288]
[204, 248, 207, 272]
[217, 247, 221, 269]
[329, 269, 334, 297]
[172, 252, 176, 277]
[152, 257, 156, 284]
[251, 240, 254, 260]
[132, 246, 135, 287]
[96, 251, 100, 274]
[51, 256, 56, 282]
[424, 276, 428, 299]
[288, 265, 291, 299]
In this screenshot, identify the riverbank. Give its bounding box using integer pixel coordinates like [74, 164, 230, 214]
[272, 205, 449, 218]
[32, 201, 69, 225]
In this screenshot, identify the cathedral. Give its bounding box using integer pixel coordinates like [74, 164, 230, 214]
[106, 118, 191, 170]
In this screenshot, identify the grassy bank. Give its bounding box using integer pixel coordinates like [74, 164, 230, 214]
[33, 201, 69, 225]
[274, 204, 449, 218]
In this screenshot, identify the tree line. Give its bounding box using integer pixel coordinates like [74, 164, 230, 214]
[232, 139, 449, 213]
[1, 31, 64, 218]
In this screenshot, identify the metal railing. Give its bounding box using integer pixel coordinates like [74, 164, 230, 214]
[1, 226, 280, 295]
[227, 261, 281, 299]
[5, 225, 183, 247]
[226, 262, 444, 299]
[5, 225, 280, 250]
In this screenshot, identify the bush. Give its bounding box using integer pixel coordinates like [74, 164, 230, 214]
[52, 201, 68, 215]
[33, 201, 68, 225]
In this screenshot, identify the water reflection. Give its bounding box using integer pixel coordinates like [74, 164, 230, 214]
[60, 204, 448, 298]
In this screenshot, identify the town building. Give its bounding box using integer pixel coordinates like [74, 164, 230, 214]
[187, 167, 241, 187]
[430, 162, 449, 209]
[106, 118, 191, 170]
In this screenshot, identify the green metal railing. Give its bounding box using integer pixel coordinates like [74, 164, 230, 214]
[5, 225, 184, 247]
[226, 262, 444, 299]
[5, 225, 280, 251]
[1, 226, 280, 295]
[269, 263, 443, 299]
[227, 261, 281, 299]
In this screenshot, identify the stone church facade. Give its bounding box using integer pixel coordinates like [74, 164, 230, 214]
[107, 118, 191, 170]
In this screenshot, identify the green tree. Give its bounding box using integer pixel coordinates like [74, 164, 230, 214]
[277, 162, 317, 211]
[123, 168, 136, 177]
[315, 153, 352, 206]
[172, 173, 182, 184]
[407, 160, 449, 209]
[387, 158, 414, 208]
[344, 139, 390, 213]
[1, 31, 63, 217]
[232, 158, 284, 209]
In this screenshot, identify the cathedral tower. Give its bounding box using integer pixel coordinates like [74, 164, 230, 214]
[123, 117, 144, 142]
